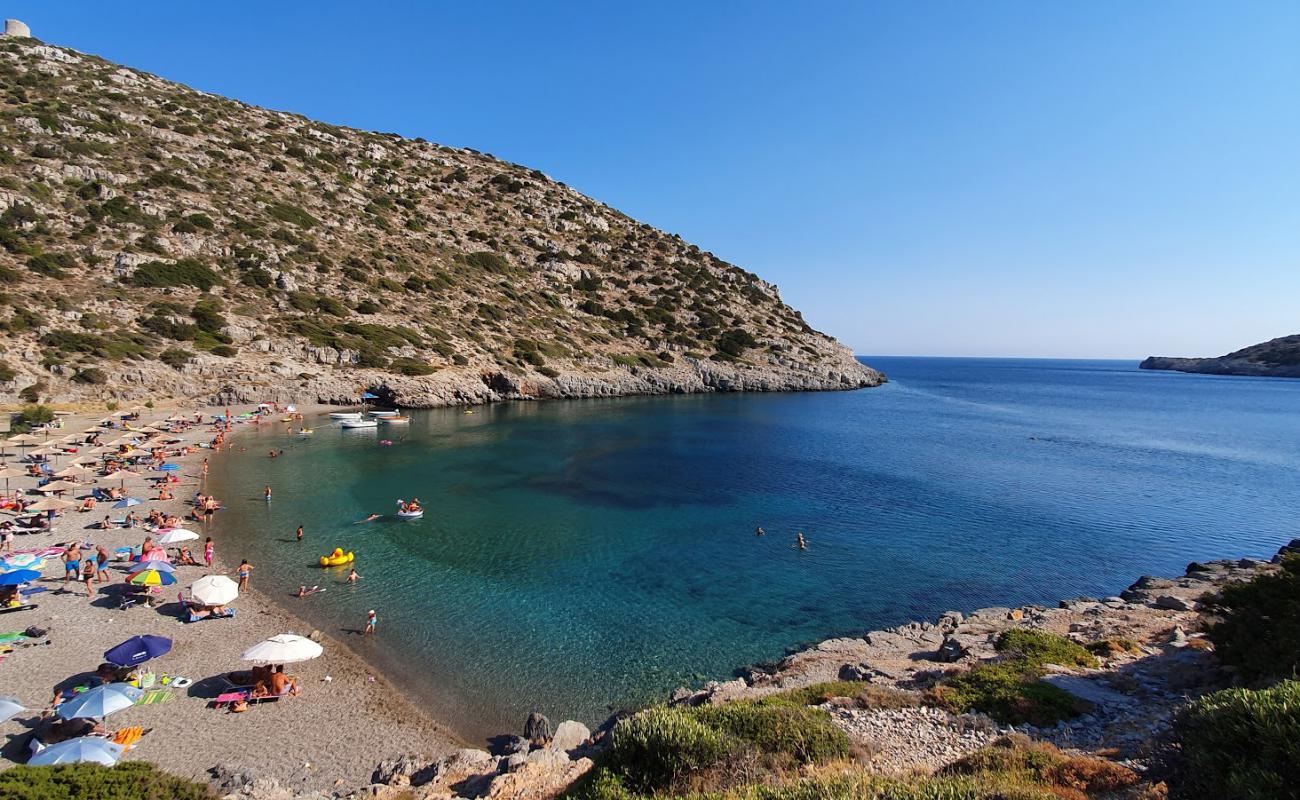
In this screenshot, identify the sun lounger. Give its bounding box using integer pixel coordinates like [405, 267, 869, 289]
[185, 608, 236, 623]
[0, 604, 35, 614]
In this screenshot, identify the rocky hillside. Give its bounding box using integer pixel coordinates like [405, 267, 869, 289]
[1140, 334, 1300, 379]
[0, 35, 882, 408]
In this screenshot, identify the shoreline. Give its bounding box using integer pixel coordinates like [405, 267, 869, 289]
[0, 404, 461, 792]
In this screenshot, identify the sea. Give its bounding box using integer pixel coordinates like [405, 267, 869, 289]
[208, 357, 1300, 740]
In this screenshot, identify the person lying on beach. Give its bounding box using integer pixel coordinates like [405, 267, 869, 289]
[78, 496, 96, 512]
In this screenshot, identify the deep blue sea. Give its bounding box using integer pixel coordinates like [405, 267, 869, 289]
[209, 357, 1300, 740]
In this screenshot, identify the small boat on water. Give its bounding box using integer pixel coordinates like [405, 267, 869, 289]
[329, 412, 362, 421]
[368, 410, 399, 418]
[378, 416, 409, 425]
[339, 418, 378, 429]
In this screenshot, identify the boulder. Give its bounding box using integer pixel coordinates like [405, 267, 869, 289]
[935, 635, 967, 663]
[548, 720, 590, 753]
[371, 754, 438, 787]
[1154, 595, 1196, 612]
[524, 712, 552, 745]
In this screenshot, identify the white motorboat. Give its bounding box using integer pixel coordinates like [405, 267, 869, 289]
[339, 418, 378, 429]
[378, 416, 410, 425]
[329, 412, 362, 421]
[368, 410, 399, 418]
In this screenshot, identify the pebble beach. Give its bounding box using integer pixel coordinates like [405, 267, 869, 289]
[0, 405, 459, 791]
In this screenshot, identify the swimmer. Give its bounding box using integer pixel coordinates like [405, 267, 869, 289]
[296, 525, 303, 542]
[346, 566, 361, 583]
[263, 485, 272, 501]
[755, 526, 765, 536]
[795, 532, 807, 550]
[355, 513, 382, 524]
[295, 585, 323, 598]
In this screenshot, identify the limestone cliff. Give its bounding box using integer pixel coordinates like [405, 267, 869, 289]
[1140, 334, 1300, 379]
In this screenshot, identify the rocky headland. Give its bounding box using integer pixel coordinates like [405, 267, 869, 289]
[1141, 334, 1300, 379]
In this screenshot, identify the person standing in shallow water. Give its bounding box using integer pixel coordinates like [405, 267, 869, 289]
[236, 559, 253, 591]
[263, 485, 272, 502]
[364, 609, 377, 635]
[296, 525, 303, 542]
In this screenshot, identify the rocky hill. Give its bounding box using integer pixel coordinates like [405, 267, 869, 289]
[0, 34, 882, 408]
[1140, 334, 1300, 379]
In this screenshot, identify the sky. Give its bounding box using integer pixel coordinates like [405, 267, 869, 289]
[7, 2, 1299, 358]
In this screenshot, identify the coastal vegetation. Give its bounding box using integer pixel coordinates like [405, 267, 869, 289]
[0, 763, 216, 800]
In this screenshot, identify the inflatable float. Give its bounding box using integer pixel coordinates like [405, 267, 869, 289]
[396, 509, 423, 520]
[319, 548, 355, 567]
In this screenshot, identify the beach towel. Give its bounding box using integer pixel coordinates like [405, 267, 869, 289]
[0, 632, 26, 644]
[112, 725, 145, 748]
[137, 689, 174, 705]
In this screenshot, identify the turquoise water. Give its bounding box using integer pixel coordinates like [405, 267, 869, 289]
[210, 358, 1300, 740]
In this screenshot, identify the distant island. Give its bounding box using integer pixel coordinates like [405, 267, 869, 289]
[1140, 334, 1300, 378]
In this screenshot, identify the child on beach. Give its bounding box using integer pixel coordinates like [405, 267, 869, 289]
[236, 559, 253, 591]
[204, 537, 214, 567]
[364, 609, 377, 635]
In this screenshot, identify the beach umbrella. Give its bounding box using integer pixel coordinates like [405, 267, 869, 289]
[157, 463, 180, 472]
[156, 528, 198, 544]
[29, 736, 125, 766]
[24, 497, 76, 512]
[99, 469, 136, 486]
[241, 634, 323, 664]
[189, 575, 238, 606]
[1, 553, 43, 569]
[56, 684, 142, 720]
[35, 480, 81, 494]
[104, 634, 172, 667]
[69, 456, 100, 466]
[139, 548, 170, 563]
[112, 497, 144, 509]
[5, 434, 42, 446]
[126, 569, 176, 587]
[53, 466, 95, 480]
[136, 559, 175, 574]
[0, 569, 41, 586]
[28, 447, 59, 458]
[0, 466, 26, 495]
[0, 696, 25, 724]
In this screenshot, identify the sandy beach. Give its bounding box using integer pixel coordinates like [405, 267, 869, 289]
[0, 404, 460, 791]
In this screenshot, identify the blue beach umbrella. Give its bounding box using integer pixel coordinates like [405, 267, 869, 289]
[134, 559, 175, 574]
[104, 634, 172, 667]
[112, 497, 143, 508]
[0, 569, 41, 586]
[0, 696, 25, 724]
[29, 736, 125, 766]
[56, 683, 141, 720]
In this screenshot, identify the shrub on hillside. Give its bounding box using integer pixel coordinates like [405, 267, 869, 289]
[0, 762, 216, 800]
[996, 629, 1098, 669]
[11, 404, 53, 432]
[603, 706, 734, 794]
[693, 704, 850, 765]
[1203, 554, 1300, 681]
[930, 662, 1084, 727]
[1171, 680, 1300, 799]
[128, 259, 221, 291]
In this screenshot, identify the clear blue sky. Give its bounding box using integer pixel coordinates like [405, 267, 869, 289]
[9, 2, 1299, 358]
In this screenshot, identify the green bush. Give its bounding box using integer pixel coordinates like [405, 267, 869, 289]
[129, 259, 221, 291]
[0, 361, 15, 382]
[716, 327, 758, 356]
[159, 347, 193, 369]
[27, 251, 77, 278]
[72, 367, 107, 384]
[11, 404, 53, 432]
[995, 629, 1098, 669]
[932, 662, 1083, 727]
[603, 706, 734, 794]
[390, 357, 436, 376]
[1172, 680, 1300, 799]
[0, 762, 216, 800]
[1204, 554, 1300, 681]
[753, 681, 870, 708]
[463, 250, 512, 274]
[210, 345, 238, 358]
[266, 202, 318, 228]
[694, 704, 850, 764]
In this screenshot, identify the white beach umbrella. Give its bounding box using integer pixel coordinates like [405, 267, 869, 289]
[190, 575, 239, 606]
[0, 696, 25, 724]
[29, 736, 125, 766]
[35, 480, 81, 494]
[53, 465, 95, 480]
[156, 528, 198, 545]
[56, 683, 142, 720]
[25, 497, 77, 512]
[241, 634, 323, 664]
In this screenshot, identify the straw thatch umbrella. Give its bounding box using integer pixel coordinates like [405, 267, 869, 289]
[0, 466, 27, 497]
[25, 497, 76, 512]
[53, 465, 95, 480]
[36, 480, 81, 494]
[99, 470, 137, 490]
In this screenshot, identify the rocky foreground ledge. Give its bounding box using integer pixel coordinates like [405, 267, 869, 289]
[212, 541, 1295, 800]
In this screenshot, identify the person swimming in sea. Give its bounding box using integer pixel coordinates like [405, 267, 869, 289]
[796, 532, 807, 550]
[755, 526, 765, 536]
[355, 513, 382, 524]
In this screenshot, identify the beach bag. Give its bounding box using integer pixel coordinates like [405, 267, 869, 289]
[24, 625, 47, 638]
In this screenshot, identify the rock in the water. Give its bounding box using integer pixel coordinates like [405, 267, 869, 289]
[524, 712, 553, 745]
[548, 720, 590, 753]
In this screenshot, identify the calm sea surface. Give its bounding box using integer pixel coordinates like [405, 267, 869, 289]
[209, 357, 1300, 740]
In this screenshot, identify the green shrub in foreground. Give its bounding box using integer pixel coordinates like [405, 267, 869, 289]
[603, 706, 733, 794]
[1171, 680, 1300, 800]
[995, 629, 1098, 669]
[694, 703, 850, 764]
[1203, 554, 1300, 681]
[932, 662, 1082, 727]
[0, 762, 216, 800]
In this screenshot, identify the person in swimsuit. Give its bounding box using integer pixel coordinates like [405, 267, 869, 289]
[755, 526, 765, 537]
[796, 532, 807, 550]
[81, 559, 97, 598]
[346, 567, 361, 583]
[95, 546, 110, 583]
[236, 559, 253, 591]
[63, 545, 81, 585]
[356, 514, 381, 524]
[263, 486, 272, 501]
[204, 537, 214, 567]
[296, 525, 303, 542]
[364, 609, 376, 636]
